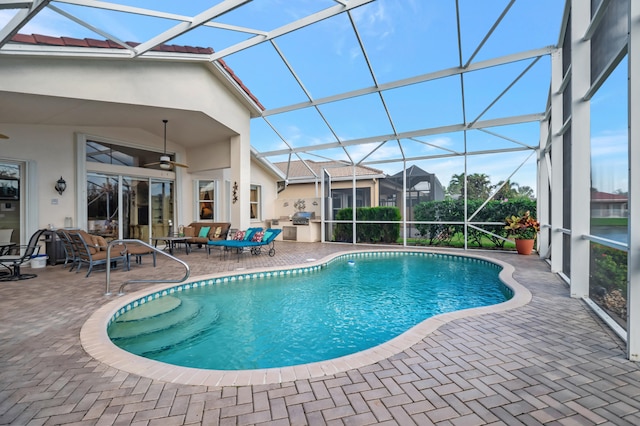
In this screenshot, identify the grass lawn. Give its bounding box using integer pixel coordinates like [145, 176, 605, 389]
[403, 233, 517, 250]
[591, 217, 627, 226]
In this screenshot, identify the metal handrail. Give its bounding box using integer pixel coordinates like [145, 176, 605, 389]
[104, 239, 190, 296]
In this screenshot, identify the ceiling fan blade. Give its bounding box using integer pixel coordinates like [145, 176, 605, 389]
[143, 161, 162, 167]
[170, 161, 189, 168]
[0, 133, 9, 139]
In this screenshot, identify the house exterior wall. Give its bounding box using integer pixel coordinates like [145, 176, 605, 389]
[0, 56, 278, 241]
[250, 160, 280, 229]
[278, 179, 379, 208]
[0, 57, 249, 135]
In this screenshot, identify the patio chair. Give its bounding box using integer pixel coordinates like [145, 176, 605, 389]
[55, 229, 78, 271]
[68, 231, 129, 277]
[0, 228, 47, 281]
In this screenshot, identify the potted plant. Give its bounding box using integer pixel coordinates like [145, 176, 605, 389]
[505, 210, 540, 255]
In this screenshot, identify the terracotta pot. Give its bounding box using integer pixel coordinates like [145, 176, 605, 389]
[515, 238, 535, 255]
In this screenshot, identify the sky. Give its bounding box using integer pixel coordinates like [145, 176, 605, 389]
[0, 0, 629, 195]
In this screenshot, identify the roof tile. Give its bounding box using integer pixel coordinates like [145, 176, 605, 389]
[60, 37, 89, 47]
[85, 38, 112, 48]
[33, 34, 65, 46]
[11, 33, 35, 44]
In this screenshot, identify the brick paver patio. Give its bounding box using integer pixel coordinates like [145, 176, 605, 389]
[1, 241, 639, 425]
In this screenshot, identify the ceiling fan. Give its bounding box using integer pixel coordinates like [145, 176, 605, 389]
[144, 119, 188, 170]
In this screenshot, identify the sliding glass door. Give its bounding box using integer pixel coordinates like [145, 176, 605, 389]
[0, 162, 21, 245]
[123, 178, 150, 241]
[151, 180, 174, 238]
[87, 174, 119, 240]
[87, 173, 174, 242]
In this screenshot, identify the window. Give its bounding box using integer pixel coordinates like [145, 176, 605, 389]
[250, 185, 261, 220]
[86, 140, 175, 170]
[198, 180, 215, 220]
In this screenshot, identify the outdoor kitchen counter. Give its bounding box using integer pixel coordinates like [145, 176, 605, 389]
[271, 219, 321, 242]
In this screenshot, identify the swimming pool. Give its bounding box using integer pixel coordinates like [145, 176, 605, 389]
[81, 250, 531, 386]
[107, 251, 511, 370]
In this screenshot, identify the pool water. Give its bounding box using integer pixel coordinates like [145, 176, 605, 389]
[108, 253, 509, 370]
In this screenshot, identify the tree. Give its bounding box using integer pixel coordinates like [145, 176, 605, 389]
[493, 180, 535, 200]
[446, 173, 464, 199]
[447, 173, 493, 200]
[493, 180, 518, 200]
[517, 185, 535, 199]
[466, 173, 492, 200]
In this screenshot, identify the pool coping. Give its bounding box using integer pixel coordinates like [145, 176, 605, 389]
[80, 248, 532, 387]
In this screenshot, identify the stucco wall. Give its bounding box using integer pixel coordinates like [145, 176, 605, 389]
[0, 54, 278, 242]
[0, 57, 250, 135]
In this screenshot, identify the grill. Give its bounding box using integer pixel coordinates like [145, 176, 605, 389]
[292, 211, 315, 225]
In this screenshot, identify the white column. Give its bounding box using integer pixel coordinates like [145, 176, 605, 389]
[538, 119, 550, 259]
[550, 49, 564, 273]
[627, 0, 640, 361]
[230, 134, 250, 231]
[569, 0, 591, 298]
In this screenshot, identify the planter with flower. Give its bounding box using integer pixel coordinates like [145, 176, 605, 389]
[505, 211, 540, 255]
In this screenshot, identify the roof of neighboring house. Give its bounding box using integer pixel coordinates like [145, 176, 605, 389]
[383, 165, 443, 190]
[274, 160, 385, 182]
[9, 33, 264, 110]
[591, 191, 628, 202]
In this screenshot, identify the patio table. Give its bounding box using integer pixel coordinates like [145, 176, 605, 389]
[151, 236, 189, 255]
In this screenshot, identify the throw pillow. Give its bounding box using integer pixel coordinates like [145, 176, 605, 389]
[244, 228, 257, 241]
[198, 226, 210, 238]
[233, 230, 245, 240]
[252, 230, 264, 242]
[92, 235, 108, 251]
[262, 230, 273, 242]
[213, 226, 222, 238]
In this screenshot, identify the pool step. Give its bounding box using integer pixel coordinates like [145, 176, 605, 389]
[109, 297, 200, 340]
[109, 297, 220, 356]
[115, 296, 182, 323]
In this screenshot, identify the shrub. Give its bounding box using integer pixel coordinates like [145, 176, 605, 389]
[333, 207, 401, 243]
[414, 198, 537, 248]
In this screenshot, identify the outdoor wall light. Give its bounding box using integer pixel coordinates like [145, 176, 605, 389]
[54, 176, 67, 195]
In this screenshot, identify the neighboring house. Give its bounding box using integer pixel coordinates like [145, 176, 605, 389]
[591, 191, 628, 218]
[379, 165, 445, 224]
[0, 34, 284, 250]
[274, 160, 386, 220]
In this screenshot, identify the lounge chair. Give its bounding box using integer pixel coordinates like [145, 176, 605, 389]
[206, 228, 281, 260]
[0, 228, 47, 281]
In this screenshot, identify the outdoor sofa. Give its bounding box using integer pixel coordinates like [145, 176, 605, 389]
[183, 222, 231, 249]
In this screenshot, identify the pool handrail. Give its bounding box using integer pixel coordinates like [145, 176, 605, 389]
[104, 239, 190, 296]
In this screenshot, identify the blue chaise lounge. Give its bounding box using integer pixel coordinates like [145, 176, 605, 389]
[206, 228, 282, 260]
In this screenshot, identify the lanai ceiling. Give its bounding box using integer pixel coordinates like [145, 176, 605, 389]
[0, 0, 564, 182]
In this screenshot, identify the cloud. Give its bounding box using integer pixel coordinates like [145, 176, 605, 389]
[590, 129, 628, 158]
[351, 1, 393, 40]
[0, 9, 69, 36]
